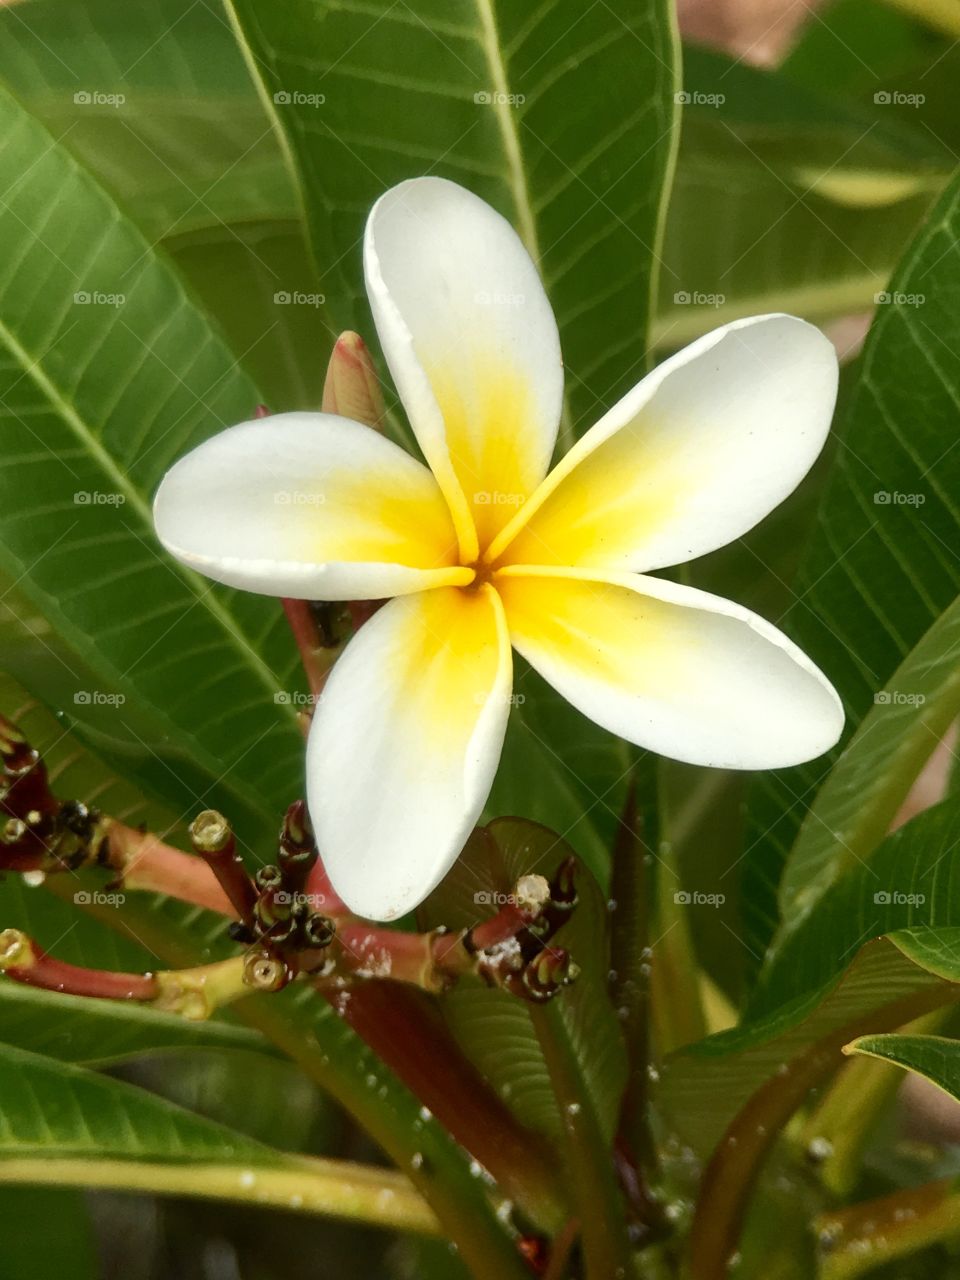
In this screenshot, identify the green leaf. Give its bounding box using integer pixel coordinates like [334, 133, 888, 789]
[420, 819, 627, 1145]
[0, 983, 267, 1066]
[659, 928, 960, 1158]
[222, 0, 679, 442]
[0, 1040, 282, 1164]
[844, 1031, 960, 1101]
[0, 0, 324, 412]
[0, 77, 307, 849]
[778, 593, 960, 927]
[0, 1042, 439, 1234]
[662, 790, 960, 1154]
[658, 45, 948, 346]
[742, 167, 960, 964]
[758, 793, 960, 1012]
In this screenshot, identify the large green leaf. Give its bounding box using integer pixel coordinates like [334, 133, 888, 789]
[223, 0, 679, 442]
[659, 928, 960, 1157]
[0, 78, 307, 851]
[420, 819, 628, 1145]
[657, 45, 948, 347]
[759, 795, 960, 1011]
[0, 1042, 441, 1235]
[0, 1040, 280, 1165]
[0, 983, 267, 1066]
[663, 792, 960, 1155]
[742, 169, 960, 965]
[0, 0, 322, 411]
[845, 1031, 960, 1100]
[777, 593, 960, 929]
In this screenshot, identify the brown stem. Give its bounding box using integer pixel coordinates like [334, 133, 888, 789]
[104, 820, 235, 916]
[322, 977, 566, 1230]
[281, 598, 331, 701]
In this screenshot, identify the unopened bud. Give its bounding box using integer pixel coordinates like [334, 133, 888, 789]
[321, 331, 385, 428]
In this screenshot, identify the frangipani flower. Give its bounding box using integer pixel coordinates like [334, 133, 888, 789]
[154, 177, 843, 922]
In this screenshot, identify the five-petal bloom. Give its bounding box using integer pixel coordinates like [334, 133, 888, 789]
[154, 177, 844, 922]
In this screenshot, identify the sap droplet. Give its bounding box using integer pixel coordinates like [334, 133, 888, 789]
[21, 870, 45, 888]
[807, 1136, 834, 1163]
[239, 1170, 257, 1189]
[410, 1152, 424, 1171]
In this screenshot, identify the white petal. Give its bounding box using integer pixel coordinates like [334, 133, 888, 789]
[496, 566, 844, 769]
[307, 584, 512, 920]
[365, 177, 563, 556]
[490, 315, 838, 572]
[153, 412, 469, 600]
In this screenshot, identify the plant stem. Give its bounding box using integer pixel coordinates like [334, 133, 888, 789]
[611, 783, 656, 1163]
[816, 1177, 960, 1280]
[650, 766, 705, 1053]
[530, 997, 636, 1279]
[0, 1156, 439, 1234]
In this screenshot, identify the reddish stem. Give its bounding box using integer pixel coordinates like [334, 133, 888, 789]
[2, 934, 157, 1001]
[281, 598, 330, 701]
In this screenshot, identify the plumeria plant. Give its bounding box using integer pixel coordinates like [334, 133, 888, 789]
[2, 2, 960, 1279]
